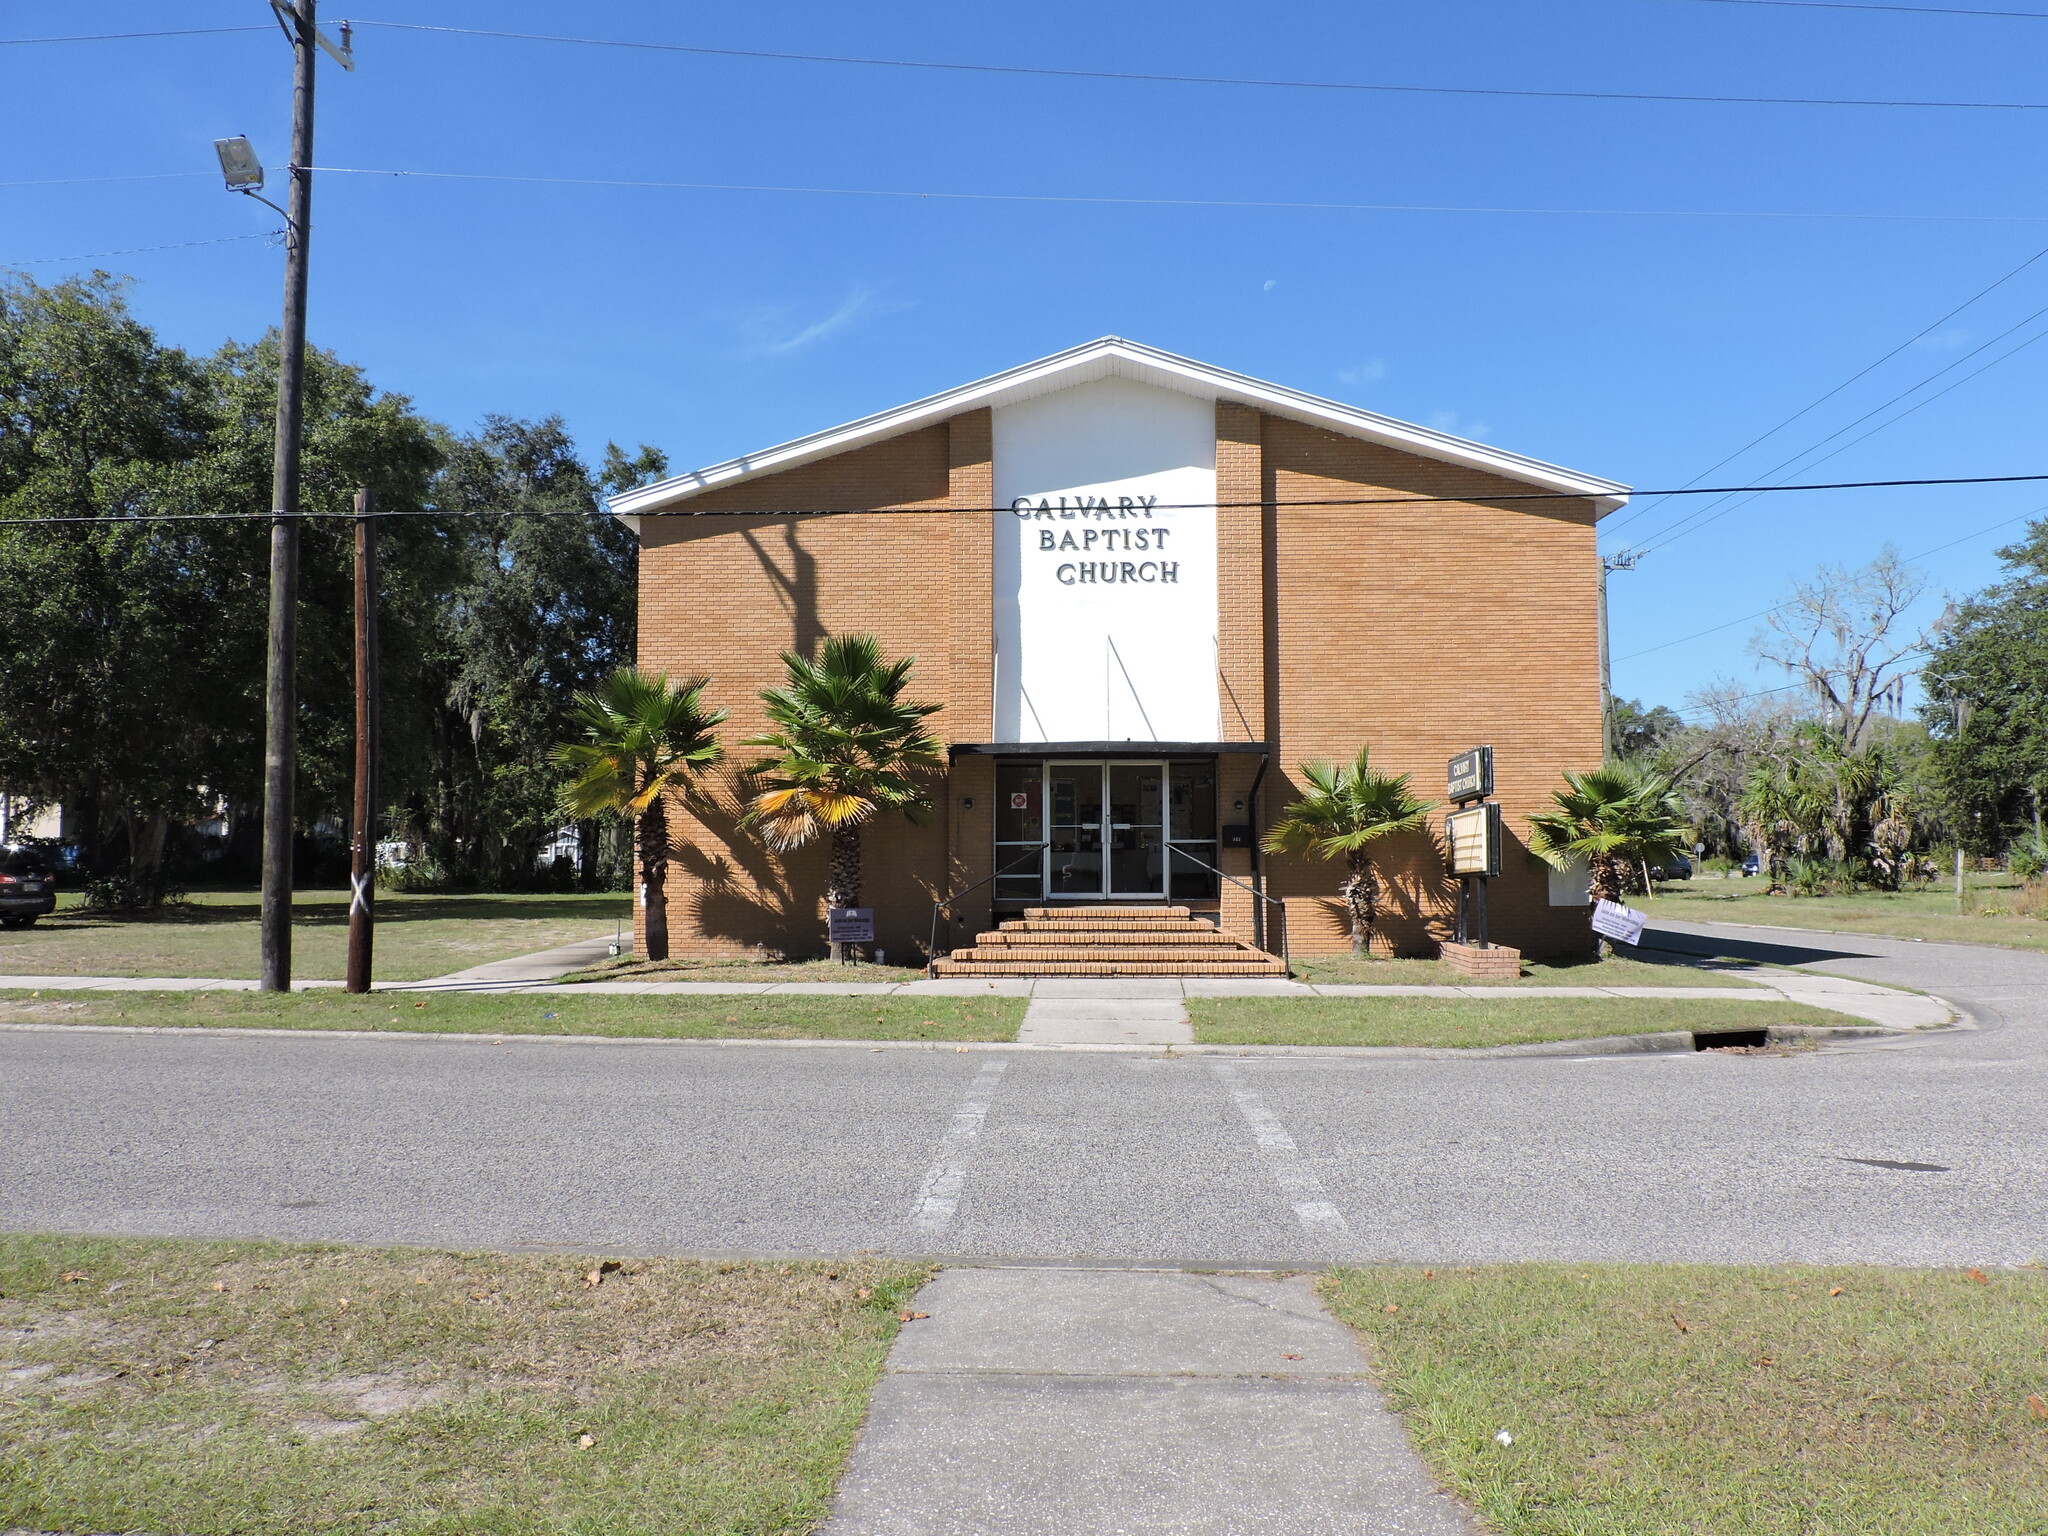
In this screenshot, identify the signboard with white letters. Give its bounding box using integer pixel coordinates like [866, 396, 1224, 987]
[1447, 746, 1493, 804]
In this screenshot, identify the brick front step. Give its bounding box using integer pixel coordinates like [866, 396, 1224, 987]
[940, 907, 1285, 977]
[977, 929, 1239, 946]
[1002, 920, 1223, 934]
[1024, 905, 1191, 918]
[953, 945, 1267, 964]
[931, 958, 1286, 977]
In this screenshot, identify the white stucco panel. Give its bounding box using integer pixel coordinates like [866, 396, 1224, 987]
[991, 377, 1220, 743]
[1547, 857, 1593, 907]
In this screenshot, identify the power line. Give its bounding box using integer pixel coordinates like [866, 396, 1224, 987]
[1616, 286, 2048, 552]
[1672, 645, 1933, 719]
[2, 173, 214, 188]
[0, 27, 268, 45]
[305, 165, 2048, 223]
[10, 13, 2047, 111]
[1658, 0, 2048, 18]
[8, 231, 280, 266]
[1601, 238, 2048, 537]
[1614, 505, 2042, 661]
[6, 471, 2048, 529]
[1633, 310, 2048, 554]
[346, 19, 2048, 111]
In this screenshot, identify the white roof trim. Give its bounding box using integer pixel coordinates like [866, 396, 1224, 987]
[609, 337, 1630, 526]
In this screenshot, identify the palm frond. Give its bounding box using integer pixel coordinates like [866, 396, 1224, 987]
[551, 666, 727, 822]
[743, 633, 943, 849]
[1262, 746, 1435, 861]
[1528, 762, 1689, 870]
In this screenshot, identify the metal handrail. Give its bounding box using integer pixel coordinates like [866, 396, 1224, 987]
[926, 842, 1051, 975]
[1162, 843, 1291, 977]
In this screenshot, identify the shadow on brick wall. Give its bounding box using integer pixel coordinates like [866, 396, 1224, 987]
[673, 775, 820, 957]
[740, 522, 824, 662]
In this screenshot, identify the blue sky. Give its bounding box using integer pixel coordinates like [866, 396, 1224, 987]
[7, 0, 2048, 715]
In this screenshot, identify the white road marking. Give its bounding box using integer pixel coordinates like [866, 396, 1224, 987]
[1210, 1061, 1353, 1237]
[910, 1059, 1010, 1233]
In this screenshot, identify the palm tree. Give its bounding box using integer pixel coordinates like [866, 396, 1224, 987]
[552, 667, 726, 963]
[1528, 764, 1690, 954]
[740, 634, 943, 961]
[1737, 745, 1831, 894]
[1262, 747, 1434, 958]
[1737, 764, 1797, 895]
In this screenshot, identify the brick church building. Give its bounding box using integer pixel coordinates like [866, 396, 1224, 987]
[611, 338, 1627, 968]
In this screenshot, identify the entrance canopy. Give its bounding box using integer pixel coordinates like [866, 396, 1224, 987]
[950, 740, 1267, 758]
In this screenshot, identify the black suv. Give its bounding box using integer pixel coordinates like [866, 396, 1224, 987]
[0, 846, 58, 928]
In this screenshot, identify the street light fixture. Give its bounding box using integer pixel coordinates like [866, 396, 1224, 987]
[213, 136, 265, 190]
[215, 136, 294, 238]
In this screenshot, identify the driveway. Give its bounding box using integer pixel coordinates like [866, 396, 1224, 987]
[4, 917, 2043, 1266]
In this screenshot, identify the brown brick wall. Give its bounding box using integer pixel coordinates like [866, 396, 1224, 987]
[1258, 414, 1603, 959]
[1215, 401, 1266, 745]
[633, 401, 1605, 963]
[634, 422, 963, 960]
[944, 410, 996, 939]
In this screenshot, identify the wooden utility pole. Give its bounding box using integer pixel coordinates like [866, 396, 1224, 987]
[1598, 549, 1640, 762]
[259, 0, 320, 992]
[346, 486, 379, 993]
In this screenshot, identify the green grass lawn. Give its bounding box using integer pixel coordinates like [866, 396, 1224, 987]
[0, 987, 1026, 1042]
[1324, 1263, 2048, 1535]
[1640, 871, 2048, 953]
[0, 889, 633, 982]
[0, 1234, 927, 1536]
[1287, 951, 1763, 988]
[1187, 995, 1859, 1048]
[565, 954, 931, 984]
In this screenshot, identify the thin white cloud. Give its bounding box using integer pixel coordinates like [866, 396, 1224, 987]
[1337, 359, 1388, 385]
[736, 288, 906, 358]
[1911, 327, 1970, 351]
[1428, 410, 1490, 439]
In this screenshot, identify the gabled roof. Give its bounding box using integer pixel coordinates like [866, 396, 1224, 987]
[608, 336, 1630, 525]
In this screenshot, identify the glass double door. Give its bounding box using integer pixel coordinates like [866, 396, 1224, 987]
[1047, 761, 1165, 899]
[993, 758, 1220, 904]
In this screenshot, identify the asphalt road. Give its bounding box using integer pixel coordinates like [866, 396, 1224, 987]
[5, 917, 2044, 1266]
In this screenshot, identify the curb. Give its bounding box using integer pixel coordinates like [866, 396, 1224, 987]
[0, 1018, 1957, 1059]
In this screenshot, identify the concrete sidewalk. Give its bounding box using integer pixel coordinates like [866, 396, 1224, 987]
[0, 969, 1952, 1031]
[421, 933, 622, 984]
[0, 956, 1954, 1032]
[823, 1266, 1479, 1536]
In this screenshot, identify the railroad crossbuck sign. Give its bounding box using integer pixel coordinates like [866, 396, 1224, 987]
[1445, 803, 1503, 878]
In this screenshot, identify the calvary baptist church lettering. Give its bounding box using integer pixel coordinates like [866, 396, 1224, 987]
[1014, 496, 1181, 585]
[1010, 494, 1163, 519]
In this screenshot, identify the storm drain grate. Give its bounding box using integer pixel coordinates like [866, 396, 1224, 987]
[1691, 1027, 1769, 1051]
